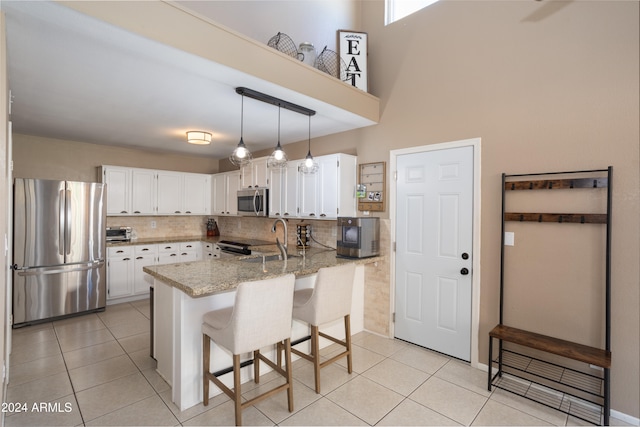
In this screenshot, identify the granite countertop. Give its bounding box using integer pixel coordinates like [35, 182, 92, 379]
[144, 248, 382, 298]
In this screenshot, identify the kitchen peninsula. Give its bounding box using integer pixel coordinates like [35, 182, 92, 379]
[144, 247, 381, 411]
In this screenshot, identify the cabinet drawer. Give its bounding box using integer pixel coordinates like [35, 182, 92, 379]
[108, 246, 133, 257]
[134, 245, 158, 255]
[179, 241, 199, 251]
[158, 243, 179, 253]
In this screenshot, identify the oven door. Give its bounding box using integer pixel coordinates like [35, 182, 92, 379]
[237, 189, 268, 216]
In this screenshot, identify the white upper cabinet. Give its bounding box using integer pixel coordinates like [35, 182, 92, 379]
[211, 170, 241, 216]
[183, 173, 210, 215]
[317, 154, 357, 219]
[299, 165, 320, 218]
[268, 167, 285, 217]
[265, 154, 357, 220]
[102, 165, 211, 216]
[102, 166, 131, 215]
[225, 171, 241, 216]
[156, 171, 184, 214]
[241, 157, 269, 189]
[284, 161, 301, 218]
[131, 168, 156, 215]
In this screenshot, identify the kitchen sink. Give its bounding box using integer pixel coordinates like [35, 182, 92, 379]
[241, 254, 298, 263]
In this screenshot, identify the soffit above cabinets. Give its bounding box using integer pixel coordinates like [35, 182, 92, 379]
[3, 0, 379, 158]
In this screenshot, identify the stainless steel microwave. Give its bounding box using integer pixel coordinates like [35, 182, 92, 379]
[336, 217, 380, 258]
[237, 188, 268, 216]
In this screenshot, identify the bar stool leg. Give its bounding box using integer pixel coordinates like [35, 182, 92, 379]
[344, 314, 352, 374]
[233, 354, 242, 426]
[311, 325, 321, 393]
[203, 334, 210, 406]
[254, 350, 260, 384]
[284, 338, 294, 412]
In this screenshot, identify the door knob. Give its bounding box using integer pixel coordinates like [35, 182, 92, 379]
[461, 252, 469, 260]
[460, 268, 469, 275]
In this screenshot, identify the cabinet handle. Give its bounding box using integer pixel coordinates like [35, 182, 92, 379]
[123, 258, 131, 261]
[174, 211, 181, 214]
[283, 213, 289, 216]
[165, 246, 172, 249]
[120, 211, 128, 214]
[320, 213, 326, 217]
[134, 211, 141, 214]
[142, 248, 149, 251]
[186, 211, 191, 214]
[275, 212, 280, 216]
[309, 213, 316, 217]
[136, 256, 143, 260]
[116, 250, 124, 253]
[185, 245, 192, 248]
[170, 254, 177, 257]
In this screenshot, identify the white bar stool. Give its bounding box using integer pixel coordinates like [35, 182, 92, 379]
[290, 263, 356, 393]
[202, 273, 296, 426]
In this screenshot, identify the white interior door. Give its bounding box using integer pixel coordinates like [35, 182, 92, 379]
[394, 145, 474, 361]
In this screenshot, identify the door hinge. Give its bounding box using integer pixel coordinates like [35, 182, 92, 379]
[392, 313, 396, 323]
[393, 242, 396, 252]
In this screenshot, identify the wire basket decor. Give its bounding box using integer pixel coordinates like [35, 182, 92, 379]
[314, 46, 347, 81]
[267, 32, 303, 60]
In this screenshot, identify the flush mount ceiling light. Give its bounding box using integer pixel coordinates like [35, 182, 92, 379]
[234, 87, 316, 169]
[229, 92, 253, 167]
[300, 114, 319, 174]
[186, 131, 212, 145]
[267, 106, 289, 169]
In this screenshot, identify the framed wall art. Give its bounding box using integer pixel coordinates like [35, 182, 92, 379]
[338, 30, 368, 92]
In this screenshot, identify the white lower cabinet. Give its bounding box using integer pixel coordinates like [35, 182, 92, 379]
[202, 242, 221, 259]
[157, 243, 180, 265]
[107, 240, 205, 302]
[107, 246, 134, 299]
[133, 245, 158, 295]
[178, 241, 200, 262]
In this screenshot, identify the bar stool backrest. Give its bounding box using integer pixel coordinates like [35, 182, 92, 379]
[230, 273, 296, 354]
[304, 263, 356, 325]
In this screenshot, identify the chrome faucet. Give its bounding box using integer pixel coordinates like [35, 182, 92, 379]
[271, 218, 288, 260]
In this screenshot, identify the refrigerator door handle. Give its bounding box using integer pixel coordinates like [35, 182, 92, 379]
[59, 189, 65, 256]
[15, 260, 105, 276]
[65, 189, 72, 256]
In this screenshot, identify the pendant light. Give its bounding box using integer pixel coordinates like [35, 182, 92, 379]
[267, 106, 288, 169]
[229, 93, 253, 167]
[300, 114, 319, 174]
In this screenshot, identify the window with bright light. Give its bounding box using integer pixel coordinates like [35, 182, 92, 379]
[385, 0, 440, 25]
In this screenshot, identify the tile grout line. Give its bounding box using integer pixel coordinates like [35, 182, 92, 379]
[52, 320, 87, 426]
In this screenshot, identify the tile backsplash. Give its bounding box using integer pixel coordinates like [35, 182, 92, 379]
[106, 216, 209, 239]
[105, 215, 338, 248]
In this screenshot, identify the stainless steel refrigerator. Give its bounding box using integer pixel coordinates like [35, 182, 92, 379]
[12, 178, 106, 327]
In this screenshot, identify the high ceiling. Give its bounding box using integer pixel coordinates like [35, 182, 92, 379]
[2, 1, 376, 159]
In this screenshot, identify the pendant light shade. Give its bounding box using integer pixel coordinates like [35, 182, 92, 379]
[267, 106, 288, 169]
[229, 94, 253, 167]
[300, 115, 318, 174]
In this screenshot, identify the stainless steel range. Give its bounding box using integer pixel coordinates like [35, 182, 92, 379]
[217, 239, 275, 256]
[217, 240, 252, 256]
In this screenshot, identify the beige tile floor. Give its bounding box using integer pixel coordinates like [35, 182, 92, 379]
[4, 299, 631, 426]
